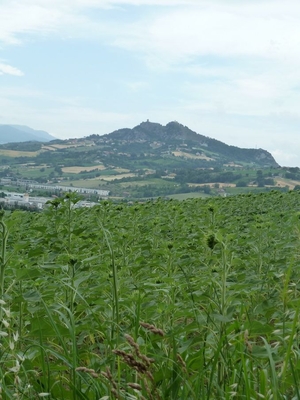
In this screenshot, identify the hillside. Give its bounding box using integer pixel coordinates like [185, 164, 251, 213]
[0, 120, 294, 199]
[97, 120, 278, 168]
[0, 125, 56, 143]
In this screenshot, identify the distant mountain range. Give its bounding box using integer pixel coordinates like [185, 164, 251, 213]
[0, 125, 56, 143]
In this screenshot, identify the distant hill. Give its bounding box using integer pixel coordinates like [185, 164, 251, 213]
[95, 120, 279, 167]
[0, 120, 293, 199]
[0, 120, 278, 168]
[0, 125, 56, 143]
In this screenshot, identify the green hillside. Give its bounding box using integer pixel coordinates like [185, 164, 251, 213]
[0, 121, 291, 199]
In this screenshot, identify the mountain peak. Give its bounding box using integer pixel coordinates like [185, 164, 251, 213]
[101, 120, 279, 167]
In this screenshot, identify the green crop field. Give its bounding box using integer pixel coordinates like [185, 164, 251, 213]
[1, 190, 300, 398]
[166, 192, 209, 200]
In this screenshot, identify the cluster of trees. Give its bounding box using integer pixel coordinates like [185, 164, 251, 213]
[255, 170, 275, 187]
[0, 168, 11, 178]
[284, 167, 300, 181]
[129, 183, 208, 198]
[0, 141, 42, 151]
[174, 168, 242, 184]
[169, 168, 277, 188]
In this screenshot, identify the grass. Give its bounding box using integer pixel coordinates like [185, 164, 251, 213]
[165, 192, 209, 200]
[118, 178, 174, 187]
[0, 191, 300, 398]
[0, 149, 39, 157]
[12, 166, 54, 179]
[0, 210, 8, 305]
[58, 179, 109, 189]
[99, 173, 137, 181]
[62, 165, 106, 174]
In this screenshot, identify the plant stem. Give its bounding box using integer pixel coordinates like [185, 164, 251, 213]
[0, 212, 8, 304]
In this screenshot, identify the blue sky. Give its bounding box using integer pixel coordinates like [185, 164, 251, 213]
[1, 0, 300, 166]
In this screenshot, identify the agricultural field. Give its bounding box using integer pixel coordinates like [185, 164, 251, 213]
[0, 149, 38, 157]
[1, 190, 300, 398]
[61, 166, 106, 174]
[99, 173, 137, 181]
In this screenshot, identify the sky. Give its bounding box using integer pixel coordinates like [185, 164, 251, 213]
[1, 0, 300, 167]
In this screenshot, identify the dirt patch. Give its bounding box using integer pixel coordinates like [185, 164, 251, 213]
[172, 151, 214, 161]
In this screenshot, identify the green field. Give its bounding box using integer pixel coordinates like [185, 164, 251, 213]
[166, 192, 209, 200]
[118, 178, 173, 187]
[1, 190, 300, 398]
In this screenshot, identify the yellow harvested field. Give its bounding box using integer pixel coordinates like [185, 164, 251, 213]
[43, 144, 80, 150]
[172, 151, 214, 161]
[42, 143, 93, 151]
[62, 165, 106, 173]
[52, 144, 76, 149]
[98, 173, 136, 181]
[0, 150, 38, 157]
[275, 178, 300, 189]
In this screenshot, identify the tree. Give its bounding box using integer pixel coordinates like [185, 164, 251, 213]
[236, 180, 248, 187]
[256, 170, 265, 187]
[54, 166, 63, 176]
[203, 185, 211, 194]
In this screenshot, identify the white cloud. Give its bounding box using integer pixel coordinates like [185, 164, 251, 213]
[0, 0, 199, 46]
[0, 63, 24, 76]
[112, 2, 300, 65]
[2, 0, 300, 66]
[0, 2, 63, 44]
[189, 67, 300, 118]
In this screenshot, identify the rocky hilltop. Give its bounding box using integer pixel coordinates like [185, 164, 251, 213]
[94, 120, 278, 167]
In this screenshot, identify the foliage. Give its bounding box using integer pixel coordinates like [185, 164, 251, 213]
[0, 191, 300, 398]
[235, 179, 248, 187]
[0, 142, 42, 152]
